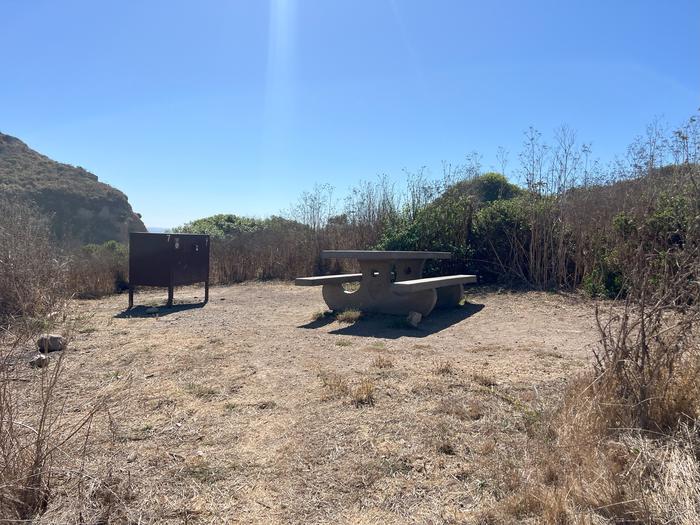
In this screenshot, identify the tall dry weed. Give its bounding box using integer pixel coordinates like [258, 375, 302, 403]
[0, 201, 67, 329]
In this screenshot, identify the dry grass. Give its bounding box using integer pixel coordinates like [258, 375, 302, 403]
[184, 381, 219, 400]
[311, 309, 332, 321]
[0, 315, 112, 522]
[7, 284, 632, 523]
[335, 309, 362, 323]
[433, 359, 455, 375]
[471, 372, 498, 387]
[351, 379, 375, 407]
[435, 396, 484, 421]
[0, 201, 67, 325]
[476, 374, 700, 524]
[370, 355, 393, 369]
[319, 371, 350, 400]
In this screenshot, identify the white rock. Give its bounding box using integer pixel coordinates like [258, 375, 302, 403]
[29, 354, 49, 368]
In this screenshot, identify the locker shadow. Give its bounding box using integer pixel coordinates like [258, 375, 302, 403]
[115, 302, 207, 318]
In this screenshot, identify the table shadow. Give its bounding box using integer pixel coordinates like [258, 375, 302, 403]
[298, 302, 485, 339]
[114, 302, 206, 319]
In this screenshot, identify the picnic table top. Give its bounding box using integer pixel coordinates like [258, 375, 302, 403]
[321, 250, 452, 260]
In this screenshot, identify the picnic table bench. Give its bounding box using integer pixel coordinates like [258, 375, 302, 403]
[295, 250, 476, 316]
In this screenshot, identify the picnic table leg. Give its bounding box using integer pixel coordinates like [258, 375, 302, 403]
[435, 284, 464, 308]
[321, 259, 437, 316]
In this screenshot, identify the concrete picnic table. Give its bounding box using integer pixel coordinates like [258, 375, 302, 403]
[295, 250, 476, 316]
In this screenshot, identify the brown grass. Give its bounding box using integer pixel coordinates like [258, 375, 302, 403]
[370, 355, 393, 369]
[18, 282, 697, 523]
[471, 372, 498, 387]
[311, 309, 332, 321]
[433, 359, 455, 375]
[435, 396, 484, 421]
[351, 379, 375, 407]
[319, 371, 350, 400]
[184, 381, 219, 400]
[0, 201, 67, 325]
[335, 309, 362, 324]
[0, 315, 111, 522]
[477, 374, 700, 523]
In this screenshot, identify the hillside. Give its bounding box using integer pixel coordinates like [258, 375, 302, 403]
[0, 132, 145, 244]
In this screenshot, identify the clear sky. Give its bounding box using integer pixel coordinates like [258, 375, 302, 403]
[1, 1, 698, 228]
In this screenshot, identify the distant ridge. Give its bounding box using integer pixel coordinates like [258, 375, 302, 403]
[0, 132, 146, 244]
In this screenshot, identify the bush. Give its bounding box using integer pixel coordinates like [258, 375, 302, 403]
[175, 214, 317, 283]
[0, 202, 101, 522]
[442, 171, 523, 203]
[581, 266, 623, 298]
[0, 201, 67, 326]
[471, 196, 530, 283]
[66, 240, 128, 298]
[380, 175, 520, 276]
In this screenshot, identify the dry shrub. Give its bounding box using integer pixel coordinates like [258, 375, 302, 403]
[335, 309, 362, 324]
[319, 371, 349, 401]
[494, 376, 700, 524]
[351, 379, 375, 407]
[0, 328, 104, 521]
[370, 355, 393, 369]
[178, 216, 319, 283]
[0, 201, 67, 327]
[319, 372, 375, 407]
[311, 310, 332, 321]
[66, 241, 128, 298]
[488, 237, 700, 522]
[0, 204, 110, 521]
[593, 290, 700, 431]
[481, 158, 700, 522]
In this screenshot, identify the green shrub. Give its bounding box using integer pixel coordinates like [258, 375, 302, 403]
[582, 267, 624, 298]
[471, 197, 530, 282]
[380, 172, 521, 276]
[442, 172, 523, 203]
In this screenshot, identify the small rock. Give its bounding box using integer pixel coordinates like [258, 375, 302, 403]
[407, 311, 422, 327]
[36, 334, 66, 353]
[29, 354, 49, 368]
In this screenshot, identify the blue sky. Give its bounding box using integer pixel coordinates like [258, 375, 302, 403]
[1, 1, 698, 228]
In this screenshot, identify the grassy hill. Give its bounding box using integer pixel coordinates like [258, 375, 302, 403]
[0, 132, 145, 244]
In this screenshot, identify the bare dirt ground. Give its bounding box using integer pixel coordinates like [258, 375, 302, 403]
[38, 282, 601, 524]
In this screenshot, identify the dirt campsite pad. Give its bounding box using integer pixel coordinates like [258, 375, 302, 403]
[40, 282, 600, 523]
